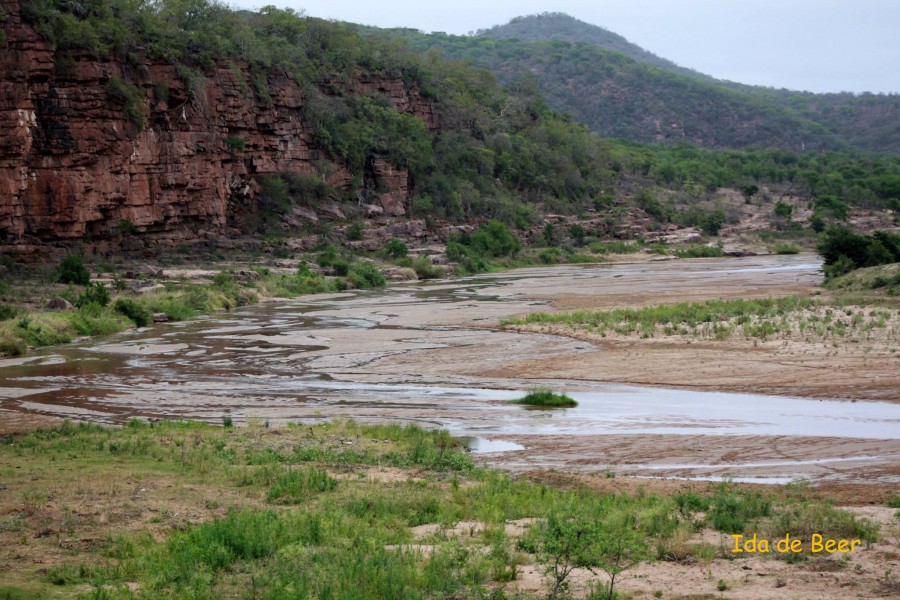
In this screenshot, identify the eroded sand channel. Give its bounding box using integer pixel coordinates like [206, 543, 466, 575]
[1, 255, 898, 484]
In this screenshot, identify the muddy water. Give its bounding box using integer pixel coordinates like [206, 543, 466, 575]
[2, 255, 898, 483]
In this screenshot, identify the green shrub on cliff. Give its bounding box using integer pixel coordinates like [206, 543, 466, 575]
[106, 76, 145, 130]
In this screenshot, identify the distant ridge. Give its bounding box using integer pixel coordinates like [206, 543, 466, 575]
[477, 12, 709, 81]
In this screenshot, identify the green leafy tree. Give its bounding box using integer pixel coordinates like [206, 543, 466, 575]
[701, 210, 725, 237]
[773, 201, 793, 219]
[740, 183, 759, 202]
[817, 225, 872, 267]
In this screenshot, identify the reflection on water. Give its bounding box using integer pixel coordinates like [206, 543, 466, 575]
[458, 437, 526, 453]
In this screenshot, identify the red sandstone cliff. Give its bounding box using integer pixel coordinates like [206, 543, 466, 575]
[0, 0, 437, 247]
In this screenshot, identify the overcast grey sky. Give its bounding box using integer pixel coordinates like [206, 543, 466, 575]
[233, 0, 899, 94]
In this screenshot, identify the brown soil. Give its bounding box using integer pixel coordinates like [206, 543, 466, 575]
[483, 332, 899, 401]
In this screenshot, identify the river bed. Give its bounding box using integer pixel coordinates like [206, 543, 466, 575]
[2, 255, 898, 484]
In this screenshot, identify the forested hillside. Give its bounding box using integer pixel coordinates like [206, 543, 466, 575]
[391, 13, 899, 153]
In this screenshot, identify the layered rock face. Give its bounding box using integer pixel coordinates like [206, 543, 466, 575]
[0, 1, 436, 247]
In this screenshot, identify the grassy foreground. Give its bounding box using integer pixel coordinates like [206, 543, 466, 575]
[0, 419, 883, 599]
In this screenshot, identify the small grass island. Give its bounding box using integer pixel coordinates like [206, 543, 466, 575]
[511, 389, 578, 408]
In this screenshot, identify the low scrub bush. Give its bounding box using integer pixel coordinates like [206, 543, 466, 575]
[770, 243, 801, 255]
[408, 256, 443, 279]
[114, 298, 153, 327]
[346, 222, 364, 241]
[762, 501, 878, 547]
[69, 304, 126, 336]
[446, 241, 489, 274]
[331, 258, 350, 277]
[0, 303, 22, 321]
[383, 238, 408, 259]
[452, 221, 521, 258]
[75, 282, 110, 308]
[540, 248, 562, 264]
[349, 262, 386, 289]
[0, 337, 28, 357]
[589, 241, 642, 255]
[707, 485, 772, 534]
[674, 245, 724, 258]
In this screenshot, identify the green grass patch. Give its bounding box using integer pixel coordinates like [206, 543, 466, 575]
[501, 296, 820, 341]
[510, 389, 577, 408]
[267, 468, 337, 504]
[826, 263, 900, 297]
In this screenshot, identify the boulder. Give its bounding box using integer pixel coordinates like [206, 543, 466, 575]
[235, 270, 261, 282]
[46, 297, 74, 311]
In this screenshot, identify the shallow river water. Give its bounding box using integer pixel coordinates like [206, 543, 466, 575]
[2, 255, 898, 484]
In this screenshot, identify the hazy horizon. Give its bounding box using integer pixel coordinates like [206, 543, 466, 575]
[233, 0, 900, 95]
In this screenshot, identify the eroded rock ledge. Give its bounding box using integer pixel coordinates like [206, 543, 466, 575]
[0, 0, 436, 249]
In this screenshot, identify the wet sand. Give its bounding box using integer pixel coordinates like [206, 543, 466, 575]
[1, 255, 898, 485]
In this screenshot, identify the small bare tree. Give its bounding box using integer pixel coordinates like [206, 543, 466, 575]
[536, 509, 649, 600]
[537, 511, 600, 600]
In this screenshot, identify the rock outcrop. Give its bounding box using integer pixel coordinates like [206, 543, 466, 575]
[0, 0, 436, 248]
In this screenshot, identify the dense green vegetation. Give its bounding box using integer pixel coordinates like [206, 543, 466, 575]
[0, 419, 881, 599]
[607, 143, 900, 212]
[817, 227, 900, 279]
[55, 255, 90, 285]
[826, 263, 900, 296]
